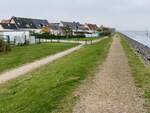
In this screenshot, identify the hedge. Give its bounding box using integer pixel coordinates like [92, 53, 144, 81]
[31, 33, 86, 39]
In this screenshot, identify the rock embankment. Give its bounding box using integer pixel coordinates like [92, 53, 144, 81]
[121, 33, 150, 65]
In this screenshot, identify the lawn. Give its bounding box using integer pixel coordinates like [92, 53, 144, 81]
[0, 38, 112, 113]
[60, 36, 105, 41]
[121, 36, 150, 113]
[0, 43, 78, 74]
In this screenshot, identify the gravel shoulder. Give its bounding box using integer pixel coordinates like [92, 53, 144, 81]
[73, 35, 145, 113]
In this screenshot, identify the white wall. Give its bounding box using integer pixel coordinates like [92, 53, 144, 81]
[51, 30, 60, 35]
[85, 33, 99, 37]
[0, 25, 4, 30]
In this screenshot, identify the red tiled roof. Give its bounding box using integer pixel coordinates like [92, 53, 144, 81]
[1, 20, 11, 24]
[86, 24, 98, 30]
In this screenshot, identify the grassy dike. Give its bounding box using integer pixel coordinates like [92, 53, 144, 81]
[0, 43, 78, 74]
[0, 38, 112, 113]
[121, 36, 150, 113]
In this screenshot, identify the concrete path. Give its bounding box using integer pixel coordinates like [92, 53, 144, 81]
[0, 37, 106, 84]
[73, 35, 144, 113]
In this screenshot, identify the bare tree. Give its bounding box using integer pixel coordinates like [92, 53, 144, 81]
[60, 25, 73, 38]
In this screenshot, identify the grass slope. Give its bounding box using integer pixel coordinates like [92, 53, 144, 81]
[0, 38, 112, 113]
[121, 37, 150, 113]
[0, 43, 78, 74]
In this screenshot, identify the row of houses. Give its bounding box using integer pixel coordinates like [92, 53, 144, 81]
[0, 16, 116, 45]
[0, 16, 99, 37]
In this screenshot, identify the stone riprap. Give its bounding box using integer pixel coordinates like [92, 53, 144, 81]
[120, 33, 150, 65]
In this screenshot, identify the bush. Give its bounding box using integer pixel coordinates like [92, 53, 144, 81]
[0, 39, 11, 52]
[31, 33, 85, 39]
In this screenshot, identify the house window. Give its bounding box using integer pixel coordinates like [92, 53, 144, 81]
[39, 24, 43, 27]
[26, 24, 30, 27]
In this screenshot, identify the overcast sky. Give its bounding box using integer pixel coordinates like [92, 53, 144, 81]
[0, 0, 150, 30]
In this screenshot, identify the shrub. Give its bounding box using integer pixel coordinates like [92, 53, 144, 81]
[31, 33, 85, 39]
[0, 39, 11, 52]
[41, 27, 51, 34]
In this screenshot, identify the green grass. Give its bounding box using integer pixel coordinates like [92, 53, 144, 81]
[121, 36, 150, 113]
[0, 43, 78, 74]
[0, 38, 112, 113]
[60, 36, 105, 41]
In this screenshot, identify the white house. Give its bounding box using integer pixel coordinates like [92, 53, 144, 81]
[48, 23, 61, 35]
[59, 21, 88, 36]
[10, 16, 49, 33]
[84, 24, 99, 37]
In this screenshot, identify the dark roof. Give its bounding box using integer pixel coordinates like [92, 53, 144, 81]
[48, 23, 60, 30]
[48, 26, 59, 30]
[60, 21, 85, 30]
[0, 23, 17, 29]
[11, 16, 49, 29]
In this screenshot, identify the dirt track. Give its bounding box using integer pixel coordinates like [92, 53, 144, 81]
[73, 36, 144, 113]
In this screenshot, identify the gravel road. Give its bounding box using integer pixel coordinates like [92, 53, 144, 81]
[73, 36, 145, 113]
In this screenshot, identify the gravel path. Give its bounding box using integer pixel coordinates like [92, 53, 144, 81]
[0, 38, 106, 84]
[40, 38, 107, 44]
[73, 36, 145, 113]
[0, 45, 82, 84]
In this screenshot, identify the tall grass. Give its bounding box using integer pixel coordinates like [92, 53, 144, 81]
[121, 36, 150, 113]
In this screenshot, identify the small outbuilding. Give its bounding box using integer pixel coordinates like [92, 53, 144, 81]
[0, 30, 31, 45]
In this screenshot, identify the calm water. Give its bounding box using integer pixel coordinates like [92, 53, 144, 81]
[120, 31, 150, 48]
